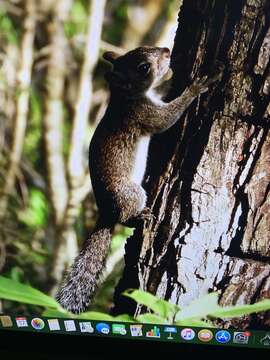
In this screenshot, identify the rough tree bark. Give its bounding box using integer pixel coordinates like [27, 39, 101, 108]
[113, 0, 270, 329]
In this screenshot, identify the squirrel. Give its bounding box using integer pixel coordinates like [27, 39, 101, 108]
[56, 46, 222, 314]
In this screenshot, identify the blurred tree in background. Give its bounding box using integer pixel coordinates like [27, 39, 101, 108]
[0, 0, 179, 315]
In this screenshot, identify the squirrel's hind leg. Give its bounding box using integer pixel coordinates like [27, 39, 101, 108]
[114, 182, 147, 227]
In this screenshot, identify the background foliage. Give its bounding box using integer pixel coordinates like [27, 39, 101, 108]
[0, 0, 179, 315]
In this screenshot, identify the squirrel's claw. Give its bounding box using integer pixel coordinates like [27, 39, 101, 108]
[191, 62, 225, 95]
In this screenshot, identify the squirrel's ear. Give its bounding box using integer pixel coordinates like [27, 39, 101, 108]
[103, 51, 120, 64]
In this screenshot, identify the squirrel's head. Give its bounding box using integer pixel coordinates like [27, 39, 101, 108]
[103, 46, 172, 94]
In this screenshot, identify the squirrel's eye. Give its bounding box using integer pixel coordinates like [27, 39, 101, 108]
[137, 62, 151, 75]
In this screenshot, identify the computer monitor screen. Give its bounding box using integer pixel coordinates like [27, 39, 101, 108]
[0, 0, 269, 354]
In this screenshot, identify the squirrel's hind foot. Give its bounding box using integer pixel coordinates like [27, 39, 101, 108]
[123, 206, 155, 227]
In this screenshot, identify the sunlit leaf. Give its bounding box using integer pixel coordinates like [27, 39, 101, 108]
[113, 314, 137, 323]
[111, 227, 134, 251]
[78, 313, 136, 323]
[0, 12, 18, 43]
[74, 311, 115, 321]
[136, 313, 165, 324]
[123, 289, 180, 319]
[175, 293, 220, 321]
[43, 309, 137, 322]
[0, 276, 61, 310]
[42, 309, 71, 318]
[64, 0, 87, 38]
[175, 319, 215, 328]
[18, 189, 48, 228]
[208, 299, 270, 319]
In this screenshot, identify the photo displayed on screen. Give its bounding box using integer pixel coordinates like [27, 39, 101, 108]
[0, 0, 269, 351]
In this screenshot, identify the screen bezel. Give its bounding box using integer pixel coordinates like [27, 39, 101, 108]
[0, 328, 268, 357]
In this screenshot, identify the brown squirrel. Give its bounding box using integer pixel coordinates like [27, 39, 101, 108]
[56, 46, 222, 313]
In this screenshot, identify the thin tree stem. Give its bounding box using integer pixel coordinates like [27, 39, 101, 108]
[43, 11, 69, 227]
[0, 0, 36, 220]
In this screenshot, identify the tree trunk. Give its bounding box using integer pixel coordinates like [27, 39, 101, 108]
[113, 0, 270, 329]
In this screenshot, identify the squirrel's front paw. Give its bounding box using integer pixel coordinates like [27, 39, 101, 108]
[191, 62, 224, 95]
[190, 75, 209, 95]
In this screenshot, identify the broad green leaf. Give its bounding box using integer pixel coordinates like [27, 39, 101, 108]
[43, 310, 137, 323]
[76, 311, 135, 322]
[42, 309, 71, 318]
[74, 311, 115, 321]
[208, 299, 270, 319]
[175, 319, 215, 328]
[113, 314, 137, 323]
[136, 313, 165, 324]
[43, 310, 116, 321]
[42, 310, 115, 321]
[0, 276, 61, 309]
[123, 289, 180, 319]
[175, 293, 220, 321]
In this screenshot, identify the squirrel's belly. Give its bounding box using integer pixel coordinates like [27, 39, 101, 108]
[131, 136, 150, 184]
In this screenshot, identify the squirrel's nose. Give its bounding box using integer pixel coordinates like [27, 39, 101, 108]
[162, 47, 171, 58]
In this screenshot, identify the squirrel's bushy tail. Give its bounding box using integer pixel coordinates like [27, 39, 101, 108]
[56, 222, 113, 314]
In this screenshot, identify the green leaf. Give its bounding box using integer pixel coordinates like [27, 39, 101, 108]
[136, 313, 165, 324]
[110, 227, 134, 252]
[64, 0, 87, 38]
[71, 1, 87, 22]
[175, 319, 215, 328]
[42, 309, 71, 318]
[123, 289, 180, 319]
[74, 311, 115, 321]
[43, 309, 136, 322]
[114, 314, 137, 323]
[9, 266, 24, 283]
[0, 276, 61, 310]
[18, 189, 48, 228]
[175, 293, 220, 321]
[208, 299, 270, 319]
[0, 13, 18, 43]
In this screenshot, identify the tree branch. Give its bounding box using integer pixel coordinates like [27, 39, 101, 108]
[43, 1, 74, 291]
[67, 0, 106, 204]
[43, 5, 69, 227]
[49, 0, 107, 293]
